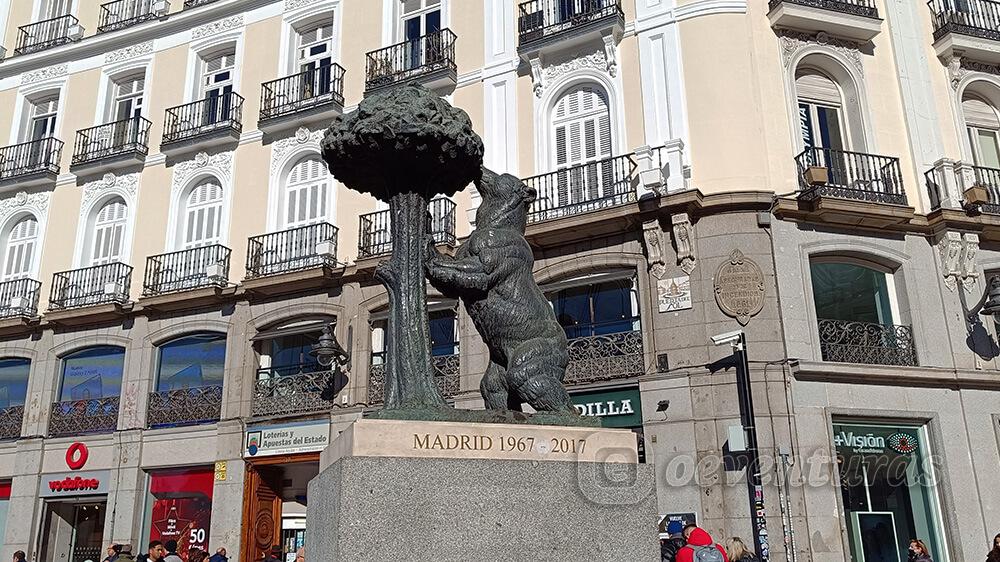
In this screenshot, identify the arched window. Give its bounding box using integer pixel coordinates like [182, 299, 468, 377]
[962, 93, 1000, 170]
[810, 259, 895, 325]
[283, 156, 329, 229]
[543, 273, 640, 340]
[183, 179, 224, 248]
[552, 84, 612, 171]
[2, 216, 38, 280]
[59, 346, 125, 402]
[795, 68, 846, 152]
[0, 358, 30, 410]
[156, 333, 227, 392]
[90, 197, 127, 265]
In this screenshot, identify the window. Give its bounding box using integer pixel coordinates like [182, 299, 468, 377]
[255, 319, 332, 378]
[0, 481, 9, 546]
[112, 74, 145, 122]
[90, 197, 127, 266]
[296, 21, 335, 97]
[370, 308, 457, 366]
[963, 94, 1000, 170]
[810, 260, 895, 325]
[59, 346, 125, 402]
[0, 358, 30, 409]
[27, 94, 59, 142]
[546, 276, 640, 340]
[156, 333, 226, 392]
[552, 84, 613, 206]
[401, 0, 441, 41]
[201, 49, 236, 124]
[795, 68, 846, 152]
[182, 180, 223, 248]
[2, 216, 38, 281]
[41, 0, 71, 19]
[283, 156, 329, 229]
[141, 467, 214, 558]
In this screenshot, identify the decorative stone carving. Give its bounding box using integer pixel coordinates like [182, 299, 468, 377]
[530, 58, 544, 98]
[270, 127, 324, 175]
[671, 213, 696, 274]
[105, 41, 154, 64]
[961, 233, 979, 292]
[0, 191, 50, 224]
[192, 15, 244, 40]
[20, 64, 68, 85]
[541, 49, 609, 85]
[938, 231, 979, 292]
[779, 30, 864, 76]
[714, 249, 765, 326]
[947, 55, 1000, 90]
[642, 219, 667, 279]
[602, 35, 618, 77]
[172, 151, 234, 194]
[284, 0, 314, 10]
[80, 172, 140, 211]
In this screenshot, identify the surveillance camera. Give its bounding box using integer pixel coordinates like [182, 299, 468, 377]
[711, 330, 744, 346]
[656, 399, 670, 412]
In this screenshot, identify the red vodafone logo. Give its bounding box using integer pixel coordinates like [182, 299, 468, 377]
[66, 443, 89, 471]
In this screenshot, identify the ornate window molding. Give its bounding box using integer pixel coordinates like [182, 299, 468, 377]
[105, 41, 154, 65]
[266, 127, 333, 231]
[192, 15, 245, 40]
[779, 30, 864, 76]
[20, 64, 69, 86]
[171, 151, 234, 195]
[0, 192, 49, 226]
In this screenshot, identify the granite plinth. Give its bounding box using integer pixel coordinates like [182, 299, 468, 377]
[307, 419, 658, 561]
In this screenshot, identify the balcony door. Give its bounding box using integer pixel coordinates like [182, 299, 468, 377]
[963, 95, 1000, 171]
[202, 51, 235, 126]
[282, 156, 330, 264]
[795, 69, 854, 187]
[2, 216, 38, 281]
[297, 22, 334, 99]
[552, 85, 613, 209]
[183, 181, 224, 249]
[112, 75, 145, 149]
[42, 0, 71, 19]
[90, 198, 127, 266]
[29, 95, 58, 143]
[401, 0, 441, 69]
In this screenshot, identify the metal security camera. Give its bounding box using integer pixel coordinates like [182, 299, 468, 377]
[711, 330, 744, 347]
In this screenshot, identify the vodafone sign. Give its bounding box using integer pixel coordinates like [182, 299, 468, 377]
[39, 442, 110, 498]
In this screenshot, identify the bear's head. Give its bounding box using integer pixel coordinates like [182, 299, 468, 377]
[473, 167, 536, 231]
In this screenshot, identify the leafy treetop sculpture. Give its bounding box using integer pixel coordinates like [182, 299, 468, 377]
[322, 85, 484, 411]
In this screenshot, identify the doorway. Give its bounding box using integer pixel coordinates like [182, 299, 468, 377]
[39, 500, 107, 562]
[242, 454, 319, 562]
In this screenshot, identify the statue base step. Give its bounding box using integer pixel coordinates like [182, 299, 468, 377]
[307, 419, 657, 561]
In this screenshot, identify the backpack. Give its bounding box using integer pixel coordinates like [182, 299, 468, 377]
[690, 545, 725, 562]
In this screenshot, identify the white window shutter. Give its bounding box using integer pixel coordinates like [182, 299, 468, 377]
[91, 198, 128, 265]
[284, 157, 330, 229]
[184, 181, 223, 248]
[3, 217, 38, 280]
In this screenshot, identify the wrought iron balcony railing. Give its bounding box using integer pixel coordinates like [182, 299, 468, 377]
[929, 0, 1000, 42]
[365, 29, 457, 91]
[795, 147, 907, 206]
[768, 0, 878, 18]
[925, 163, 1000, 213]
[14, 15, 80, 56]
[524, 152, 645, 223]
[49, 397, 120, 437]
[184, 0, 219, 7]
[260, 65, 346, 122]
[50, 262, 132, 310]
[967, 165, 1000, 213]
[162, 93, 244, 145]
[0, 278, 41, 319]
[143, 244, 231, 296]
[98, 0, 161, 33]
[0, 405, 24, 441]
[518, 0, 624, 46]
[72, 116, 151, 166]
[0, 138, 63, 181]
[147, 386, 223, 428]
[368, 353, 460, 404]
[246, 222, 338, 279]
[358, 198, 457, 259]
[251, 365, 335, 417]
[564, 329, 644, 385]
[817, 319, 917, 366]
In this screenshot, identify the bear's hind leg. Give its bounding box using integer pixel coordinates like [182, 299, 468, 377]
[480, 361, 511, 410]
[506, 339, 575, 413]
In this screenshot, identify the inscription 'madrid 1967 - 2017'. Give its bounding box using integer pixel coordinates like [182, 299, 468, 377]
[413, 432, 587, 456]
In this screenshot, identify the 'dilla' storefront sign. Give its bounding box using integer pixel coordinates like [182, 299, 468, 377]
[571, 388, 643, 428]
[39, 442, 111, 498]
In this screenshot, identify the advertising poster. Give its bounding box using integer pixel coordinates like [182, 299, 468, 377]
[148, 467, 214, 557]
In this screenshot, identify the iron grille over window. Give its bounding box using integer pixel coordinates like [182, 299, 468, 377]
[49, 262, 132, 310]
[72, 116, 151, 166]
[517, 0, 623, 45]
[260, 64, 346, 121]
[817, 319, 917, 366]
[162, 94, 244, 145]
[49, 397, 120, 437]
[246, 222, 339, 278]
[358, 198, 456, 259]
[143, 244, 231, 296]
[147, 386, 223, 428]
[0, 138, 63, 180]
[252, 365, 336, 417]
[365, 29, 457, 91]
[183, 0, 220, 7]
[368, 354, 460, 404]
[14, 15, 80, 56]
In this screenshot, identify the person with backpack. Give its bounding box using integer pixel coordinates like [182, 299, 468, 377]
[660, 520, 687, 562]
[676, 525, 730, 562]
[162, 540, 183, 562]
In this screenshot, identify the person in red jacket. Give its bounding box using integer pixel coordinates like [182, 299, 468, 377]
[676, 525, 731, 562]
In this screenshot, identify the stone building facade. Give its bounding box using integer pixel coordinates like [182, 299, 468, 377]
[0, 0, 996, 561]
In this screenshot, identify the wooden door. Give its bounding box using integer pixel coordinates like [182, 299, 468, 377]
[242, 465, 281, 562]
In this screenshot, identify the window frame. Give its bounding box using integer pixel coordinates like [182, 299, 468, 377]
[1, 215, 40, 281]
[58, 345, 126, 403]
[154, 332, 227, 392]
[809, 255, 901, 327]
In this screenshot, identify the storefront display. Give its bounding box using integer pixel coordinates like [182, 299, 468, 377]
[833, 422, 947, 562]
[143, 467, 214, 557]
[38, 443, 108, 562]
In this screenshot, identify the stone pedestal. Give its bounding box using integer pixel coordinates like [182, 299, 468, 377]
[307, 419, 658, 561]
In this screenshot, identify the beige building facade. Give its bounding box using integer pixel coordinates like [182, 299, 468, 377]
[0, 0, 996, 561]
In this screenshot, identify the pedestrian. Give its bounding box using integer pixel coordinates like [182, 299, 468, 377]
[188, 548, 206, 562]
[116, 546, 136, 562]
[908, 539, 934, 562]
[208, 548, 228, 562]
[103, 544, 123, 562]
[725, 537, 758, 562]
[137, 541, 165, 562]
[12, 552, 26, 562]
[989, 533, 1000, 562]
[676, 525, 729, 562]
[294, 547, 305, 562]
[162, 541, 183, 562]
[261, 545, 283, 562]
[660, 520, 687, 562]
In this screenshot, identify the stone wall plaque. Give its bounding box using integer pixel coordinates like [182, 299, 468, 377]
[657, 275, 692, 313]
[714, 249, 765, 326]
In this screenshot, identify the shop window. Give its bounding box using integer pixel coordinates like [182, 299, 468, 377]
[0, 358, 30, 409]
[834, 422, 946, 562]
[59, 346, 125, 402]
[546, 276, 640, 340]
[0, 480, 9, 544]
[255, 319, 331, 378]
[141, 467, 214, 558]
[40, 501, 105, 562]
[810, 260, 895, 325]
[156, 333, 226, 392]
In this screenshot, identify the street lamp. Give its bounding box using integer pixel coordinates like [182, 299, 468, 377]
[309, 323, 349, 368]
[712, 330, 770, 561]
[968, 275, 1000, 322]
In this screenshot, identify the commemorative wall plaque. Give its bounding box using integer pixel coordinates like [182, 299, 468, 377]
[714, 249, 765, 325]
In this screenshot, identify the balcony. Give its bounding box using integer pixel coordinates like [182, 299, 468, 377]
[71, 117, 151, 174]
[0, 405, 23, 441]
[49, 262, 132, 311]
[98, 0, 168, 34]
[817, 319, 917, 366]
[796, 147, 907, 205]
[143, 244, 231, 299]
[0, 138, 63, 188]
[365, 29, 458, 95]
[184, 0, 219, 7]
[524, 152, 644, 224]
[161, 94, 244, 155]
[929, 0, 1000, 64]
[147, 386, 223, 428]
[767, 0, 881, 42]
[244, 223, 340, 295]
[368, 354, 460, 404]
[251, 365, 337, 418]
[564, 329, 644, 385]
[14, 15, 83, 56]
[0, 278, 41, 319]
[48, 397, 120, 437]
[358, 198, 456, 260]
[517, 0, 625, 56]
[259, 65, 346, 133]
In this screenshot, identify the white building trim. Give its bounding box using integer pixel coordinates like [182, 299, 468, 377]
[266, 127, 334, 232]
[71, 173, 140, 268]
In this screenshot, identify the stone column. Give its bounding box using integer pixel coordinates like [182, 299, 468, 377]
[105, 430, 145, 548]
[208, 420, 245, 557]
[2, 438, 43, 560]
